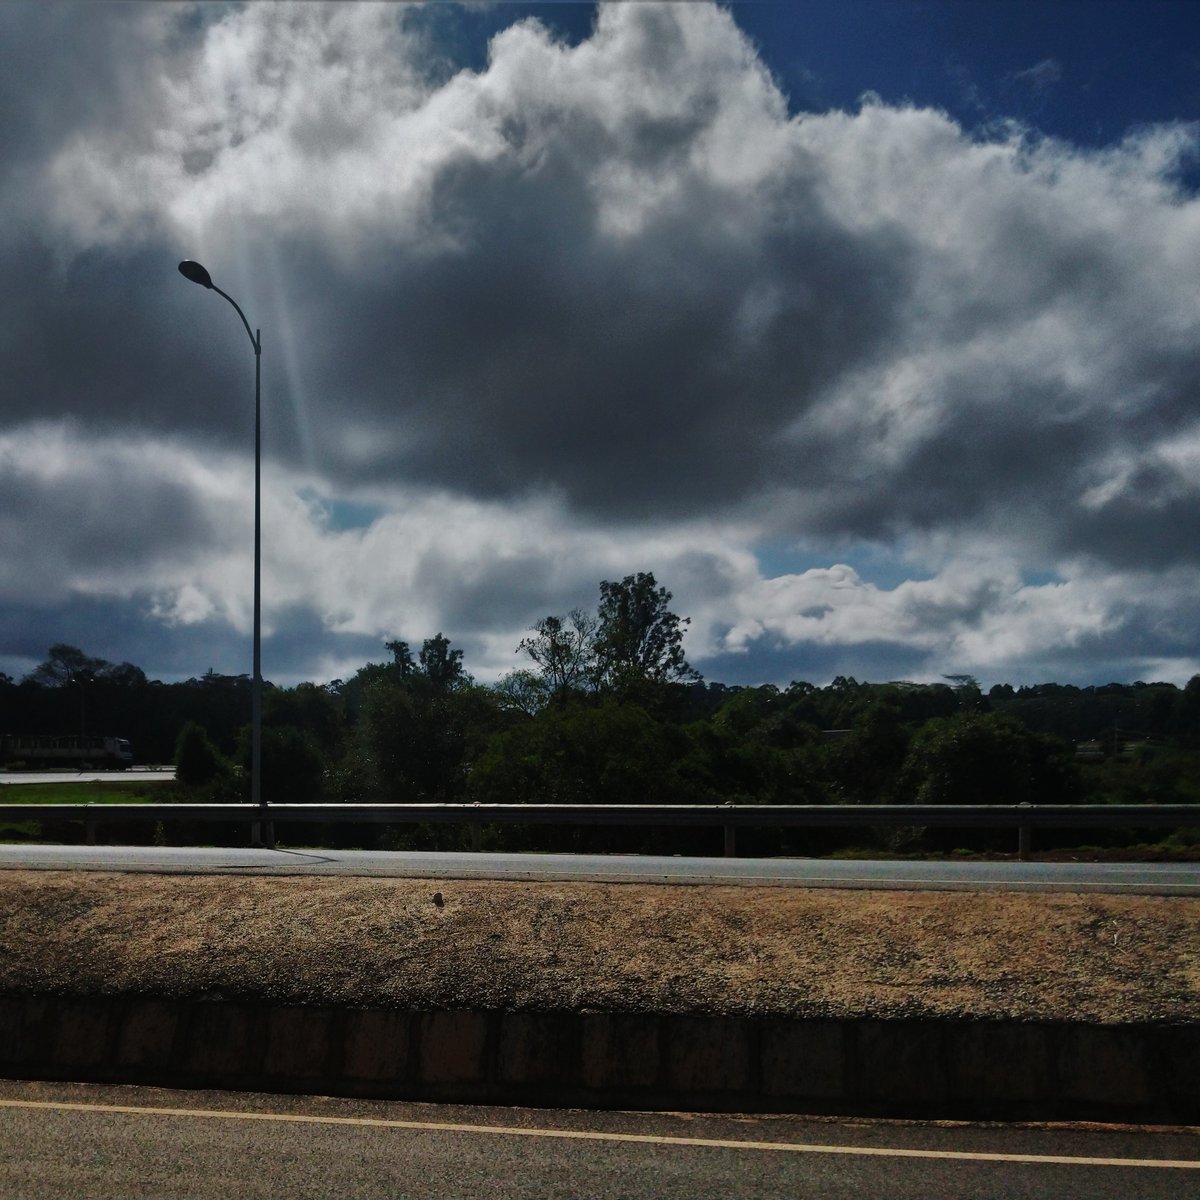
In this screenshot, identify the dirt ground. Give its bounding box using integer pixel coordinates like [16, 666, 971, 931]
[0, 871, 1196, 1023]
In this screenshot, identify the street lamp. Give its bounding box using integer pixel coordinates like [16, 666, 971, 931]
[177, 259, 268, 842]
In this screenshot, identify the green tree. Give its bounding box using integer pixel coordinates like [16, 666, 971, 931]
[381, 634, 471, 692]
[101, 662, 148, 688]
[517, 609, 598, 703]
[820, 691, 911, 806]
[24, 644, 108, 688]
[384, 639, 417, 679]
[901, 711, 1080, 807]
[468, 696, 690, 807]
[264, 683, 345, 757]
[418, 633, 469, 692]
[360, 679, 498, 802]
[356, 633, 494, 802]
[492, 669, 551, 717]
[174, 721, 229, 788]
[257, 725, 327, 805]
[593, 573, 698, 693]
[675, 716, 802, 806]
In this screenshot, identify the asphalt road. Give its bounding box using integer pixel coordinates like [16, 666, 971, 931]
[0, 770, 174, 784]
[1, 1080, 1197, 1200]
[0, 842, 1195, 893]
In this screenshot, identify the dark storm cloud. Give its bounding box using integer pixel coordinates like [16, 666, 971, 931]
[792, 375, 1110, 546]
[0, 425, 236, 606]
[0, 239, 260, 445]
[1063, 483, 1200, 571]
[288, 181, 912, 518]
[0, 594, 232, 684]
[0, 595, 387, 689]
[255, 605, 384, 686]
[410, 548, 559, 632]
[0, 463, 218, 576]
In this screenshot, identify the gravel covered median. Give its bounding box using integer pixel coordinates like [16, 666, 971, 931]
[1, 871, 1197, 1022]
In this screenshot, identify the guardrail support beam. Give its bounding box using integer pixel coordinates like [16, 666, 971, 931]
[2, 802, 1192, 859]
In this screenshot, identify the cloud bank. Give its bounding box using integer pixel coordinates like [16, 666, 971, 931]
[3, 2, 1199, 687]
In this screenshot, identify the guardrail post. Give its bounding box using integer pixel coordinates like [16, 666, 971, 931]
[470, 822, 482, 853]
[249, 816, 275, 849]
[85, 817, 96, 847]
[1017, 804, 1032, 861]
[724, 824, 736, 857]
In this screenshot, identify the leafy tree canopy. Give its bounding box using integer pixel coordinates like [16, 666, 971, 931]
[174, 721, 229, 788]
[25, 644, 107, 688]
[594, 572, 699, 692]
[419, 633, 470, 692]
[517, 608, 598, 704]
[383, 634, 471, 693]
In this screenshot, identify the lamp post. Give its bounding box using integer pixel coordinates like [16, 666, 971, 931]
[177, 260, 268, 843]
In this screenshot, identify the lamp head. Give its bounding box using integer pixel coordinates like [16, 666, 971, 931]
[178, 260, 214, 289]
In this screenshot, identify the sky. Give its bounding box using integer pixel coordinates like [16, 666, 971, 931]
[3, 0, 1200, 692]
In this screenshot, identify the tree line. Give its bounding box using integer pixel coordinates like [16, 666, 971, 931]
[5, 572, 1200, 849]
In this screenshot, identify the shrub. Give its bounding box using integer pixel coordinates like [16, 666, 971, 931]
[174, 721, 231, 789]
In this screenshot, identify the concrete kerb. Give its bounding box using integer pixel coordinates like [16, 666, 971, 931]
[0, 994, 1196, 1122]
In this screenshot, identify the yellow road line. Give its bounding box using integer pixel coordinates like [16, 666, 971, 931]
[1, 1098, 1197, 1169]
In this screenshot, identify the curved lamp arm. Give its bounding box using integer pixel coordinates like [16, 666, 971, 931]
[177, 260, 260, 355]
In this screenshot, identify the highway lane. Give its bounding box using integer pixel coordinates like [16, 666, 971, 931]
[0, 842, 1195, 892]
[0, 1081, 1197, 1200]
[0, 770, 174, 784]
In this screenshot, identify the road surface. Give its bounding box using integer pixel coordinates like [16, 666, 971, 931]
[0, 1080, 1196, 1200]
[0, 770, 173, 784]
[0, 843, 1195, 893]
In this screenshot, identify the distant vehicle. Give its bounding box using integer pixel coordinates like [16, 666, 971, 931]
[0, 734, 134, 770]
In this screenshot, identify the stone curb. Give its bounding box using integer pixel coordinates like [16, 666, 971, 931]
[1, 996, 1196, 1122]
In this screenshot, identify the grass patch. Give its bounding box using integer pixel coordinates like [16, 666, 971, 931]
[0, 780, 186, 846]
[0, 821, 40, 840]
[0, 781, 169, 805]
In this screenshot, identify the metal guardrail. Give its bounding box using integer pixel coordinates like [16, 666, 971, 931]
[0, 801, 1194, 859]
